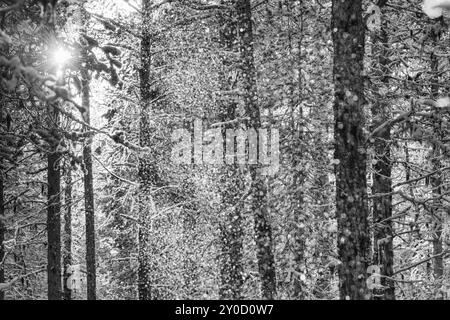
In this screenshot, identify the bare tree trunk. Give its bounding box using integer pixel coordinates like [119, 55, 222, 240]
[429, 21, 444, 291]
[80, 9, 97, 300]
[138, 0, 153, 300]
[235, 0, 277, 299]
[0, 104, 4, 300]
[370, 0, 395, 300]
[63, 166, 72, 300]
[216, 3, 244, 300]
[332, 0, 370, 300]
[47, 102, 62, 300]
[218, 172, 244, 299]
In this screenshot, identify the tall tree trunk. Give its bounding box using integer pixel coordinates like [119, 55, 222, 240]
[431, 144, 444, 285]
[138, 0, 154, 300]
[216, 3, 244, 300]
[80, 10, 96, 300]
[81, 56, 96, 301]
[235, 0, 277, 299]
[218, 181, 244, 300]
[218, 167, 245, 300]
[290, 0, 306, 299]
[429, 21, 444, 290]
[63, 165, 72, 300]
[0, 103, 4, 300]
[332, 0, 370, 300]
[370, 0, 395, 300]
[47, 102, 62, 300]
[218, 165, 245, 300]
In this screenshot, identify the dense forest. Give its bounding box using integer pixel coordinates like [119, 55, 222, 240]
[1, 0, 450, 301]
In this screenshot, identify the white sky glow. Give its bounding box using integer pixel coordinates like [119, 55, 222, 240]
[52, 47, 72, 67]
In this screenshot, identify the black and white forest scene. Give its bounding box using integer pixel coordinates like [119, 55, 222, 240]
[1, 0, 450, 302]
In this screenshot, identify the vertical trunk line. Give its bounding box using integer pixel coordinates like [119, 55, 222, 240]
[63, 166, 72, 300]
[138, 0, 154, 300]
[80, 4, 97, 300]
[332, 0, 370, 300]
[370, 0, 395, 300]
[217, 2, 244, 300]
[235, 0, 277, 299]
[47, 101, 62, 300]
[429, 20, 444, 291]
[0, 102, 5, 300]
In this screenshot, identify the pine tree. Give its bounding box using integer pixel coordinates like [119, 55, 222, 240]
[235, 0, 277, 299]
[216, 2, 244, 299]
[332, 0, 370, 300]
[369, 0, 395, 300]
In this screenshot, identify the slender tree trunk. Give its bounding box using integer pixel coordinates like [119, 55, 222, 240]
[63, 166, 72, 300]
[216, 3, 244, 300]
[290, 0, 306, 299]
[218, 195, 244, 300]
[332, 0, 370, 300]
[81, 58, 96, 301]
[429, 21, 444, 289]
[218, 170, 244, 299]
[47, 102, 62, 300]
[235, 0, 277, 299]
[370, 0, 395, 300]
[137, 0, 154, 300]
[80, 13, 97, 301]
[0, 104, 4, 300]
[431, 154, 444, 279]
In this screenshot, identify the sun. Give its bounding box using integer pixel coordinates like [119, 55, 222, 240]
[51, 47, 72, 67]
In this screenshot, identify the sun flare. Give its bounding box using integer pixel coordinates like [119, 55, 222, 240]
[51, 47, 72, 67]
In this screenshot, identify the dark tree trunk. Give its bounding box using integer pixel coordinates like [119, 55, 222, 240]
[137, 0, 154, 300]
[47, 103, 62, 300]
[80, 13, 97, 300]
[235, 0, 277, 300]
[332, 0, 370, 300]
[370, 0, 395, 300]
[429, 21, 444, 288]
[218, 170, 244, 300]
[216, 3, 244, 300]
[63, 166, 72, 300]
[81, 66, 96, 301]
[0, 101, 5, 301]
[218, 168, 245, 300]
[0, 115, 4, 300]
[218, 193, 244, 300]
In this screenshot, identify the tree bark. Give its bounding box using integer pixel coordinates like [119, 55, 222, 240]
[138, 0, 154, 300]
[370, 0, 395, 300]
[47, 103, 62, 300]
[63, 166, 72, 300]
[0, 105, 4, 300]
[290, 0, 306, 299]
[235, 0, 277, 299]
[80, 9, 97, 300]
[216, 3, 244, 300]
[332, 0, 370, 300]
[429, 21, 444, 290]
